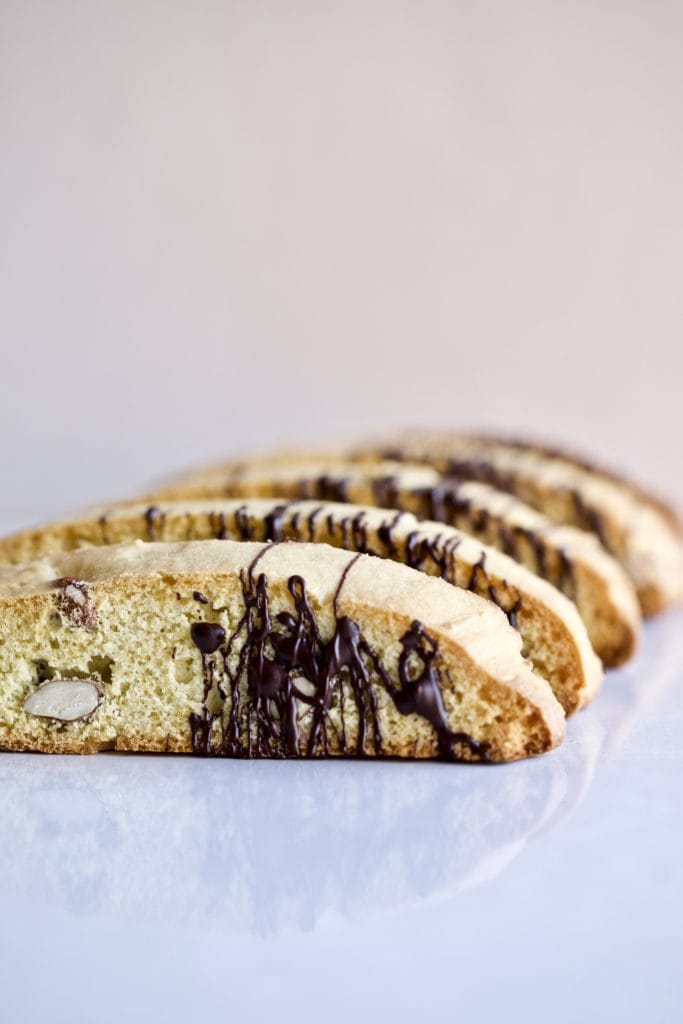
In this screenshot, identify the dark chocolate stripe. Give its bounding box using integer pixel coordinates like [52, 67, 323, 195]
[188, 556, 488, 762]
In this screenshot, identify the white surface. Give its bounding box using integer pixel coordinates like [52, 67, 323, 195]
[0, 607, 681, 1023]
[1, 4, 682, 1018]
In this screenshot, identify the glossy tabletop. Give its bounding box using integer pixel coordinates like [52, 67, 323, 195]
[0, 606, 681, 1023]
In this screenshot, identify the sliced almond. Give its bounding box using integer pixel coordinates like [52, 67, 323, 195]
[23, 679, 102, 723]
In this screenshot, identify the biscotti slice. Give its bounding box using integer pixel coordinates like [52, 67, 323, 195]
[354, 432, 683, 617]
[0, 499, 602, 713]
[143, 459, 641, 667]
[468, 434, 683, 531]
[0, 540, 564, 762]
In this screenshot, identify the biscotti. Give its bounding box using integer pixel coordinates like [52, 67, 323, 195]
[352, 433, 683, 617]
[0, 540, 565, 761]
[144, 460, 641, 667]
[0, 498, 603, 713]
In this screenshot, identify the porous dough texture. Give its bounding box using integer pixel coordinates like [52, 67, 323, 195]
[0, 499, 602, 714]
[0, 540, 564, 762]
[143, 459, 641, 668]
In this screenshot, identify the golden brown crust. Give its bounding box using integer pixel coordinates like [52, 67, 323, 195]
[0, 541, 565, 761]
[0, 498, 602, 713]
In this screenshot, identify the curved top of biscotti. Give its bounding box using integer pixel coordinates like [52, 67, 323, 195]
[0, 539, 564, 741]
[143, 458, 641, 627]
[436, 480, 641, 633]
[356, 431, 683, 611]
[0, 535, 528, 660]
[144, 459, 442, 501]
[383, 430, 683, 531]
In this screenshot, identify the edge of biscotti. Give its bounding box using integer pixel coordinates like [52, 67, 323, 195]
[0, 540, 566, 761]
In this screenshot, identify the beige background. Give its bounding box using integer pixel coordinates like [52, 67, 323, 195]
[1, 1, 681, 526]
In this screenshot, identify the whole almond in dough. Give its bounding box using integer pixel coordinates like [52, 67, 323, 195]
[23, 679, 102, 722]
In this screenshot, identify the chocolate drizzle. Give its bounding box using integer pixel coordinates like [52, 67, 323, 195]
[377, 511, 405, 556]
[378, 447, 606, 568]
[440, 457, 612, 554]
[404, 529, 461, 580]
[263, 504, 288, 542]
[189, 622, 227, 752]
[397, 481, 576, 600]
[145, 506, 165, 541]
[305, 505, 324, 541]
[233, 505, 252, 541]
[209, 511, 228, 539]
[372, 476, 400, 509]
[571, 489, 610, 551]
[301, 475, 351, 503]
[162, 497, 530, 633]
[395, 622, 487, 761]
[445, 457, 517, 496]
[98, 514, 110, 544]
[188, 553, 488, 762]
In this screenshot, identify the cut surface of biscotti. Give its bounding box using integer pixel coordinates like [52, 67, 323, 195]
[352, 432, 683, 617]
[0, 499, 602, 713]
[143, 460, 641, 667]
[0, 540, 565, 762]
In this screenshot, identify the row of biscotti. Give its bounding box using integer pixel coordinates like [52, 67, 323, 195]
[0, 432, 679, 763]
[144, 431, 683, 621]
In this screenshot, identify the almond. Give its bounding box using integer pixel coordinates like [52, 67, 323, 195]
[23, 678, 102, 723]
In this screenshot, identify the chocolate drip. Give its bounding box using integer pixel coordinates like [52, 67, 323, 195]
[469, 435, 680, 522]
[350, 511, 370, 553]
[189, 622, 227, 753]
[98, 514, 110, 544]
[395, 622, 489, 761]
[571, 489, 610, 551]
[191, 622, 226, 654]
[310, 475, 350, 502]
[405, 484, 574, 604]
[377, 511, 405, 557]
[437, 458, 611, 558]
[305, 505, 324, 541]
[463, 553, 523, 628]
[404, 530, 461, 580]
[203, 498, 535, 635]
[378, 457, 578, 583]
[263, 504, 289, 542]
[402, 527, 522, 629]
[233, 505, 253, 541]
[333, 511, 367, 554]
[466, 553, 487, 591]
[506, 595, 523, 630]
[413, 479, 475, 527]
[289, 500, 526, 632]
[377, 443, 623, 551]
[210, 511, 228, 539]
[187, 556, 485, 761]
[556, 547, 576, 598]
[445, 457, 517, 495]
[145, 506, 165, 541]
[372, 475, 400, 509]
